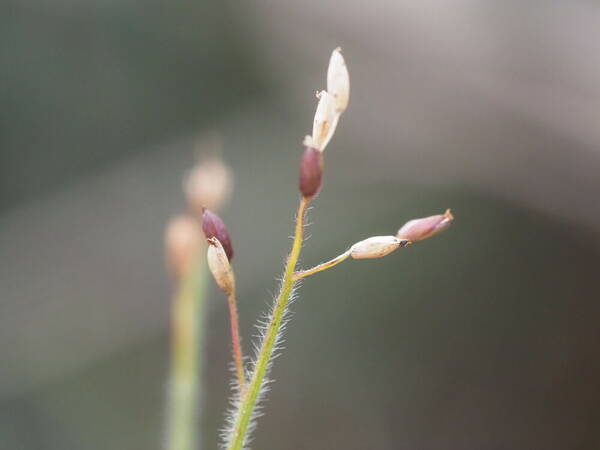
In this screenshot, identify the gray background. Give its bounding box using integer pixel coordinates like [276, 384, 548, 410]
[2, 1, 600, 449]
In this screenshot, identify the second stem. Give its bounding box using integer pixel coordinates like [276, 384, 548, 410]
[226, 197, 309, 450]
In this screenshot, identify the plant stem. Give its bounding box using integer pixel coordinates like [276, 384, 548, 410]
[293, 249, 351, 280]
[227, 290, 246, 392]
[226, 197, 310, 450]
[166, 254, 207, 450]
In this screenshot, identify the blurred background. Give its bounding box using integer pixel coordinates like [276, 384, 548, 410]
[2, 0, 600, 448]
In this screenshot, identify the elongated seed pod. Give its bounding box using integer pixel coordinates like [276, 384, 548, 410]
[312, 90, 338, 151]
[350, 236, 409, 259]
[327, 48, 350, 113]
[207, 237, 235, 295]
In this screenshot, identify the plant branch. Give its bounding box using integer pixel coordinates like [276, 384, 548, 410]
[227, 290, 246, 392]
[293, 249, 351, 280]
[226, 196, 310, 450]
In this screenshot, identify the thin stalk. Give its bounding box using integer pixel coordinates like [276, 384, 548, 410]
[227, 290, 246, 392]
[293, 249, 351, 280]
[166, 254, 207, 450]
[226, 196, 310, 450]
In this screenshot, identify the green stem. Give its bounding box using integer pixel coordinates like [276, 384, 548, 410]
[226, 197, 309, 450]
[166, 255, 207, 450]
[293, 249, 351, 280]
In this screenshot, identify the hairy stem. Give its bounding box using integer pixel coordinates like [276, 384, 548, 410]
[227, 290, 247, 392]
[293, 250, 351, 280]
[166, 255, 207, 450]
[226, 197, 309, 450]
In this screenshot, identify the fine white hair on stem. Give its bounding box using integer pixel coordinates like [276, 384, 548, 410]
[220, 281, 300, 449]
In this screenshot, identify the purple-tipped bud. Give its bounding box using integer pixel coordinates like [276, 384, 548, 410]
[396, 209, 454, 242]
[202, 209, 234, 261]
[299, 146, 324, 198]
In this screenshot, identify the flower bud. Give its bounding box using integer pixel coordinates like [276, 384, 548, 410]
[350, 236, 409, 260]
[207, 237, 235, 295]
[312, 90, 338, 151]
[201, 209, 234, 261]
[184, 157, 233, 215]
[165, 215, 202, 279]
[299, 146, 324, 198]
[396, 209, 454, 242]
[327, 47, 349, 114]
